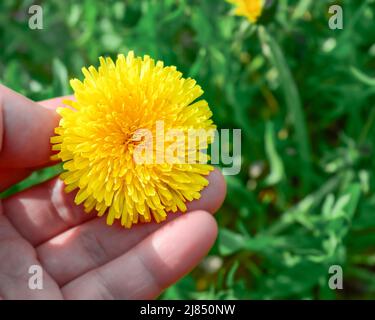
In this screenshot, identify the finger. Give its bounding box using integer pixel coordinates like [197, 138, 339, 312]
[0, 85, 62, 169]
[36, 169, 225, 285]
[0, 93, 75, 189]
[0, 168, 32, 192]
[0, 202, 62, 300]
[3, 178, 91, 246]
[0, 162, 62, 193]
[4, 168, 226, 246]
[37, 213, 168, 286]
[61, 210, 218, 299]
[38, 95, 74, 110]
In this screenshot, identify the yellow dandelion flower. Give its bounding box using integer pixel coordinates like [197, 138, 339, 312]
[227, 0, 263, 23]
[51, 52, 216, 228]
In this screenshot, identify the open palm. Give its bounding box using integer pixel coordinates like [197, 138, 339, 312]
[0, 85, 226, 300]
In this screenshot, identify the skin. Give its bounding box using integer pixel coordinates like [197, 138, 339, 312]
[0, 84, 227, 300]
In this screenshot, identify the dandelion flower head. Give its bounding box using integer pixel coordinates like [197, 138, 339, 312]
[228, 0, 263, 23]
[51, 52, 215, 228]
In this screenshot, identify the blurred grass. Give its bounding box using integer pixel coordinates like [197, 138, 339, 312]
[1, 0, 375, 299]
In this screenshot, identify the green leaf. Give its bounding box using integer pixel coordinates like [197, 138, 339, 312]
[264, 122, 285, 186]
[52, 58, 70, 96]
[218, 229, 246, 256]
[0, 164, 63, 199]
[292, 0, 313, 21]
[258, 26, 312, 191]
[226, 261, 240, 288]
[350, 66, 375, 87]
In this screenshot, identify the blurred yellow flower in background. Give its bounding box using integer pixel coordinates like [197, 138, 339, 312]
[228, 0, 263, 23]
[51, 52, 215, 228]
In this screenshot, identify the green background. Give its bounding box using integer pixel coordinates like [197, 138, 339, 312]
[1, 0, 375, 299]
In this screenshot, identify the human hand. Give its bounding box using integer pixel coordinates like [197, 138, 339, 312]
[0, 85, 226, 299]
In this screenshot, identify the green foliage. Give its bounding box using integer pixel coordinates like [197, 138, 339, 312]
[1, 0, 375, 299]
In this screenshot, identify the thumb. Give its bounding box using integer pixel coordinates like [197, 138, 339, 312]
[0, 85, 61, 169]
